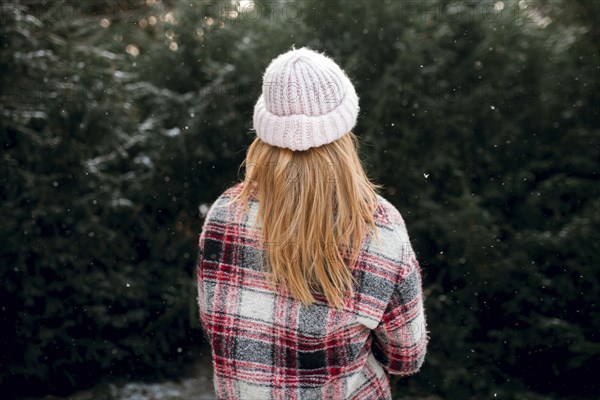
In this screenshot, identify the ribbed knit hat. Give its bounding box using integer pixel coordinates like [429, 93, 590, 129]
[253, 47, 359, 151]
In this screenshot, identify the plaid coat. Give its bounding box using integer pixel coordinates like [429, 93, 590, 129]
[197, 182, 429, 400]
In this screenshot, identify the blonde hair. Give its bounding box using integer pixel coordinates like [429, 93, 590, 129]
[229, 132, 382, 309]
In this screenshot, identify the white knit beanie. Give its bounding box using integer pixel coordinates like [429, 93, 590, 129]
[253, 47, 359, 151]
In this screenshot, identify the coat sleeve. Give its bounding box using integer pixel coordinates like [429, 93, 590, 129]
[371, 228, 429, 376]
[196, 219, 210, 335]
[196, 199, 218, 339]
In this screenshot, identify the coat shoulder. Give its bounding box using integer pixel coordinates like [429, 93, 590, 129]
[374, 194, 406, 228]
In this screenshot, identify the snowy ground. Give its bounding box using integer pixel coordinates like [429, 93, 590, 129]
[25, 357, 216, 400]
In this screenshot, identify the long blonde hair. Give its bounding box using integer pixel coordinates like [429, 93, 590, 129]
[229, 132, 382, 309]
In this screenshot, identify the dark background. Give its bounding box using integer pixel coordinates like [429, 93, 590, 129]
[1, 0, 599, 399]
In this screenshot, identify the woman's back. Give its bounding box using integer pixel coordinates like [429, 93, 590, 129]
[197, 46, 428, 399]
[197, 182, 428, 400]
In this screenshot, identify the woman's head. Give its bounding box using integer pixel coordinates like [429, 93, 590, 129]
[253, 46, 359, 151]
[231, 47, 381, 309]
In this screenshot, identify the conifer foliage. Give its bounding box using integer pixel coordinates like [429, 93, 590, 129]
[1, 0, 598, 398]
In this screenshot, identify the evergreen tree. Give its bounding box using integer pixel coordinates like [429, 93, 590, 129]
[1, 0, 597, 398]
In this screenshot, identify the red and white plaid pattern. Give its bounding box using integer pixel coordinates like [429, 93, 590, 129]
[197, 182, 429, 400]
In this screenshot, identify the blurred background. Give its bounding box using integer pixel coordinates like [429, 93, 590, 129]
[1, 0, 599, 399]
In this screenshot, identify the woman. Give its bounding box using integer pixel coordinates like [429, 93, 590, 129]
[197, 47, 429, 400]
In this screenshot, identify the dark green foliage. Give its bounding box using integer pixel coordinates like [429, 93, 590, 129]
[1, 0, 204, 396]
[1, 0, 598, 399]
